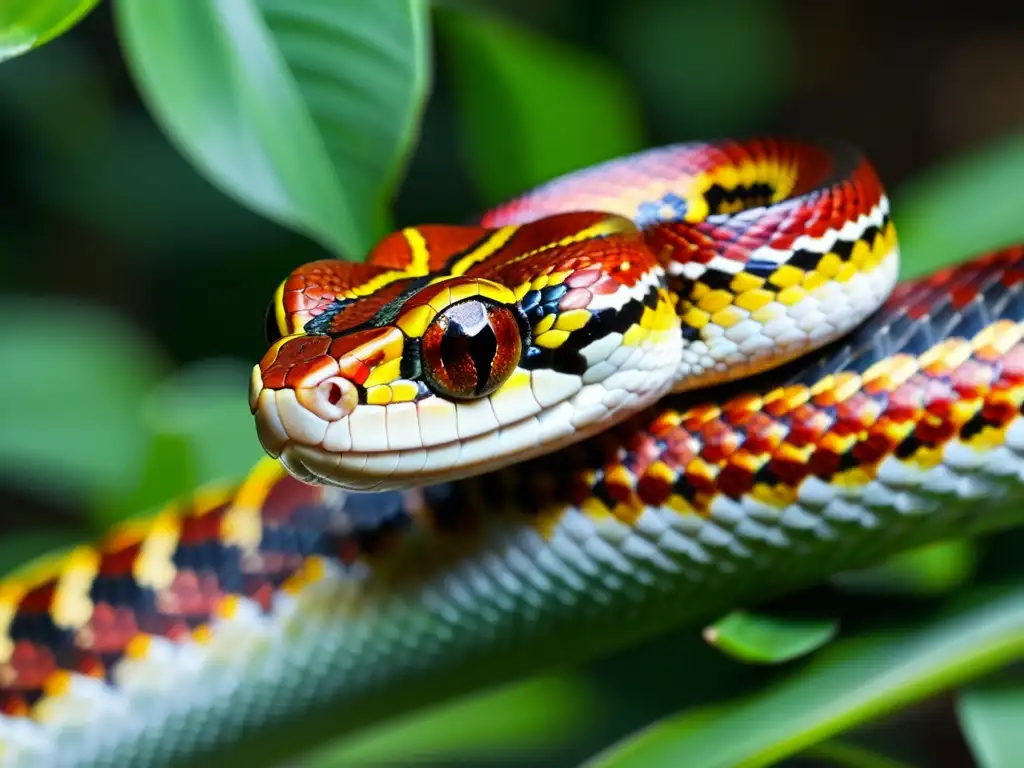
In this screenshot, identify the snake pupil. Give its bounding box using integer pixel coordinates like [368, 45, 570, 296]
[421, 299, 522, 400]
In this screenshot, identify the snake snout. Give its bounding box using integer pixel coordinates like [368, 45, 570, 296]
[250, 364, 358, 460]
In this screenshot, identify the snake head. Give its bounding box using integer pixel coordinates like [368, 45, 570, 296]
[251, 211, 682, 491]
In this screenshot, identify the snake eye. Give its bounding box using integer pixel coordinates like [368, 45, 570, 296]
[265, 297, 284, 346]
[421, 299, 523, 400]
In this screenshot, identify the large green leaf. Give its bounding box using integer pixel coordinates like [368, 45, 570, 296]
[957, 681, 1024, 768]
[0, 299, 167, 499]
[437, 8, 645, 206]
[587, 583, 1024, 768]
[894, 132, 1024, 278]
[114, 0, 431, 260]
[0, 0, 99, 63]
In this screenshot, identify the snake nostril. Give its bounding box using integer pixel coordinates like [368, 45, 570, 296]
[296, 376, 358, 421]
[314, 376, 358, 420]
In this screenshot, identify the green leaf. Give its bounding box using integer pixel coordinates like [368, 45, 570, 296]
[89, 358, 261, 529]
[0, 530, 89, 579]
[957, 681, 1024, 768]
[438, 7, 645, 206]
[586, 582, 1024, 768]
[90, 429, 198, 531]
[114, 0, 431, 259]
[894, 132, 1024, 279]
[831, 540, 977, 597]
[32, 113, 293, 259]
[801, 740, 916, 768]
[0, 0, 99, 63]
[142, 358, 265, 486]
[301, 676, 601, 765]
[604, 0, 794, 137]
[703, 611, 838, 665]
[0, 34, 112, 157]
[0, 299, 167, 500]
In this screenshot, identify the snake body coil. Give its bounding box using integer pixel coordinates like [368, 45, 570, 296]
[3, 140, 1024, 767]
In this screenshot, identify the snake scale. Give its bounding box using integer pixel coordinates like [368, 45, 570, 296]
[4, 139, 1024, 766]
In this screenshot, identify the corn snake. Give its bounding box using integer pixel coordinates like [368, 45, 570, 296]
[4, 138, 1024, 766]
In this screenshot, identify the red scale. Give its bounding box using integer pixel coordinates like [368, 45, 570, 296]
[636, 470, 675, 506]
[698, 419, 742, 464]
[178, 503, 228, 547]
[995, 344, 1024, 387]
[716, 459, 756, 500]
[786, 404, 833, 447]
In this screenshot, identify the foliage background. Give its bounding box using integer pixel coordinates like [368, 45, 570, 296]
[1, 1, 1023, 766]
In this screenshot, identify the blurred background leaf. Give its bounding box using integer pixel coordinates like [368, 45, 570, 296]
[29, 113, 293, 261]
[0, 0, 99, 62]
[114, 0, 431, 259]
[895, 132, 1024, 278]
[831, 540, 978, 597]
[437, 6, 644, 205]
[956, 679, 1024, 768]
[90, 428, 198, 530]
[141, 358, 266, 486]
[602, 0, 795, 140]
[800, 740, 916, 768]
[301, 675, 602, 766]
[0, 298, 167, 501]
[0, 531, 88, 579]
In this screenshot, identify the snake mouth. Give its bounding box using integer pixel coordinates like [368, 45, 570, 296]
[272, 381, 649, 492]
[251, 343, 683, 492]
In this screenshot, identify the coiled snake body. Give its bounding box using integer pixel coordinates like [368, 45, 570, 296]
[3, 139, 1024, 766]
